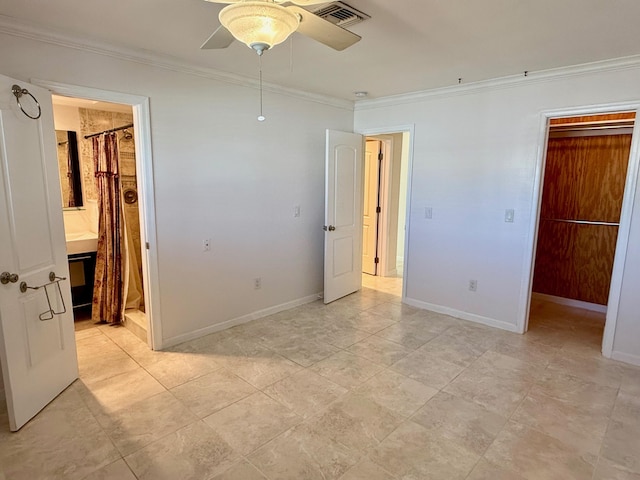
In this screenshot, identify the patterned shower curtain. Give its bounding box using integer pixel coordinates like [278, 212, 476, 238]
[92, 133, 125, 324]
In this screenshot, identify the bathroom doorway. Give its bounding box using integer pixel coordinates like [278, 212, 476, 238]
[51, 94, 153, 346]
[361, 131, 411, 298]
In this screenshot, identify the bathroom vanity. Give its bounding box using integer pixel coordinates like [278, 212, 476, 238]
[68, 252, 96, 311]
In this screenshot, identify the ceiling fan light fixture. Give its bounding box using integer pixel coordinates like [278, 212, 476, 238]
[219, 2, 300, 55]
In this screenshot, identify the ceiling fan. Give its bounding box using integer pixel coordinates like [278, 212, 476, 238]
[201, 0, 362, 56]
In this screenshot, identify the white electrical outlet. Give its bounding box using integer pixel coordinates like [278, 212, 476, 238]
[294, 205, 301, 217]
[469, 279, 477, 292]
[203, 238, 211, 252]
[425, 207, 433, 219]
[254, 277, 262, 289]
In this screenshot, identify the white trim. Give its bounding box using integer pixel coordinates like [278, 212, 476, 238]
[33, 79, 164, 351]
[355, 55, 640, 111]
[160, 293, 321, 349]
[604, 110, 640, 358]
[0, 15, 353, 111]
[378, 138, 392, 277]
[532, 292, 607, 314]
[404, 297, 520, 333]
[610, 351, 640, 368]
[356, 125, 415, 302]
[519, 115, 552, 334]
[523, 102, 640, 359]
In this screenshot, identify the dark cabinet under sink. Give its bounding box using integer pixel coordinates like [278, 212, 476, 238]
[68, 252, 96, 311]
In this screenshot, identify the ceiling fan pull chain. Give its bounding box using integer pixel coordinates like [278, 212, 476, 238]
[258, 55, 266, 122]
[290, 36, 294, 73]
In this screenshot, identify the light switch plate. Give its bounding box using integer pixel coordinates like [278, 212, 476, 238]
[505, 209, 515, 223]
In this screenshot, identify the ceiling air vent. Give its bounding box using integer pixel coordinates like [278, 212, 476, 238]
[311, 2, 370, 29]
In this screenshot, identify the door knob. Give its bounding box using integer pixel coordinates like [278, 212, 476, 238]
[1, 272, 19, 284]
[323, 225, 336, 231]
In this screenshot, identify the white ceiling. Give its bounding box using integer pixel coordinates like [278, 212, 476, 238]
[2, 0, 640, 100]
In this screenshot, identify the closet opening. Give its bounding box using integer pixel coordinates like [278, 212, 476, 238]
[528, 111, 636, 349]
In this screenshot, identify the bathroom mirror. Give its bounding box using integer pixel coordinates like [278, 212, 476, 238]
[56, 130, 83, 208]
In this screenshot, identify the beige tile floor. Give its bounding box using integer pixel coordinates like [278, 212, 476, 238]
[1, 280, 640, 480]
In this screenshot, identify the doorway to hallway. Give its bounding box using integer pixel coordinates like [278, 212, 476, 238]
[361, 131, 411, 298]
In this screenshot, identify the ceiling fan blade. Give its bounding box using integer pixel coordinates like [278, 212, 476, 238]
[287, 5, 361, 51]
[200, 25, 236, 49]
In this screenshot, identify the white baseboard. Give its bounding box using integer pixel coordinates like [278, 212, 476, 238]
[532, 292, 607, 313]
[403, 297, 520, 333]
[610, 350, 640, 367]
[159, 293, 322, 349]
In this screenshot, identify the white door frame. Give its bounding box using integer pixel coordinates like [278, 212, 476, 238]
[31, 79, 163, 350]
[521, 102, 640, 358]
[356, 125, 415, 301]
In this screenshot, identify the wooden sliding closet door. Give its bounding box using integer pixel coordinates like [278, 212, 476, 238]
[533, 133, 632, 305]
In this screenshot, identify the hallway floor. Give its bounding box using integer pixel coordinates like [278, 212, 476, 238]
[1, 288, 640, 479]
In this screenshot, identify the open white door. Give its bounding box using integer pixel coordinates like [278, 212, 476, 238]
[0, 75, 78, 431]
[324, 129, 364, 304]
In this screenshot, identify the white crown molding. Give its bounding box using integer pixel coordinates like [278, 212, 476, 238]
[355, 55, 640, 111]
[0, 15, 354, 111]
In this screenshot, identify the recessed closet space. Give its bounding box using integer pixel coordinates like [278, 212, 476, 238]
[52, 96, 148, 342]
[530, 112, 635, 340]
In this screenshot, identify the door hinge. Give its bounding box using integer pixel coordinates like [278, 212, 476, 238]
[374, 257, 379, 264]
[376, 206, 381, 213]
[378, 152, 383, 161]
[145, 242, 150, 250]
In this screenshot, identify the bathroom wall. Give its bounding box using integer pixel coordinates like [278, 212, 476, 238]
[53, 104, 98, 235]
[54, 104, 81, 207]
[77, 107, 133, 202]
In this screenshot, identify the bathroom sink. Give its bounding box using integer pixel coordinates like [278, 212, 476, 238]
[66, 231, 98, 255]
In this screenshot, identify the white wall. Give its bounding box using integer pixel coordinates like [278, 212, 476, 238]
[612, 176, 640, 365]
[355, 65, 640, 363]
[52, 104, 81, 132]
[0, 33, 353, 346]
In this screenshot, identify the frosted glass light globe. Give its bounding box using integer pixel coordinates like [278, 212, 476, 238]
[219, 2, 300, 55]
